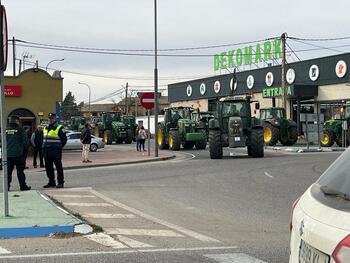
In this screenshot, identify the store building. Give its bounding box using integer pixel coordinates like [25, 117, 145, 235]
[4, 68, 63, 135]
[168, 53, 350, 135]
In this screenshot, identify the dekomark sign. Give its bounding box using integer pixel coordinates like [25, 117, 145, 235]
[214, 38, 282, 71]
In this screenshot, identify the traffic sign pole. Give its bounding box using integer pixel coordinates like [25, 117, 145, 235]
[147, 109, 150, 157]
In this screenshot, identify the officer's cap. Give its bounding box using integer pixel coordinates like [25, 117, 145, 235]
[48, 113, 56, 119]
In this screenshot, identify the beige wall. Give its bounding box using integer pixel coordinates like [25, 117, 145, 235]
[317, 83, 350, 102]
[170, 99, 209, 111]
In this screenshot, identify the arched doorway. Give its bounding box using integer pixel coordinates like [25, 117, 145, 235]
[8, 108, 36, 136]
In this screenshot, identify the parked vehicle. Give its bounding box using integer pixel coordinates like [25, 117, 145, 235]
[191, 110, 214, 141]
[208, 95, 263, 159]
[290, 147, 350, 263]
[260, 107, 298, 146]
[64, 132, 104, 152]
[157, 107, 207, 151]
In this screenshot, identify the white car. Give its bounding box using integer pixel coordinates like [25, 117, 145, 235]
[64, 132, 104, 152]
[290, 148, 350, 263]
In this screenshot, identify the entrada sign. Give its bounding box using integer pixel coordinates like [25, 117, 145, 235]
[214, 38, 282, 71]
[262, 86, 294, 98]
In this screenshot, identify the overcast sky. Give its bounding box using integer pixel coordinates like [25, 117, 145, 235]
[3, 0, 350, 104]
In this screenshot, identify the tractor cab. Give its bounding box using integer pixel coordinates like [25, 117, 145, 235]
[260, 107, 285, 121]
[164, 107, 192, 129]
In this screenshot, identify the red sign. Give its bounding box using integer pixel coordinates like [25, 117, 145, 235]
[5, 85, 21, 97]
[140, 92, 155, 109]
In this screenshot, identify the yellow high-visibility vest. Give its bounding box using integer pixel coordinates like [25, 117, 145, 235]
[43, 125, 62, 143]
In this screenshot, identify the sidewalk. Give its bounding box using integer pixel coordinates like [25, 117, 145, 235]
[25, 147, 175, 171]
[0, 191, 82, 238]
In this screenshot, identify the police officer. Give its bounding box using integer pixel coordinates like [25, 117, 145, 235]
[6, 115, 31, 191]
[43, 113, 67, 188]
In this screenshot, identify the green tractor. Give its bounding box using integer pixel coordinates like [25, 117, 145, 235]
[69, 116, 86, 132]
[320, 103, 350, 147]
[121, 115, 138, 143]
[191, 110, 214, 141]
[157, 107, 207, 151]
[260, 107, 298, 146]
[93, 112, 131, 144]
[208, 96, 264, 159]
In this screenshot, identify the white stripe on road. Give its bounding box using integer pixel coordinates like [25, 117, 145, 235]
[83, 213, 136, 219]
[50, 195, 96, 198]
[205, 253, 267, 263]
[90, 190, 219, 243]
[0, 247, 11, 254]
[264, 172, 274, 179]
[115, 235, 153, 248]
[85, 233, 127, 249]
[0, 246, 238, 259]
[106, 228, 184, 237]
[63, 203, 113, 207]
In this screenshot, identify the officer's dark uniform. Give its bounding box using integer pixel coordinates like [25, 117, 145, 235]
[6, 116, 31, 191]
[43, 113, 67, 188]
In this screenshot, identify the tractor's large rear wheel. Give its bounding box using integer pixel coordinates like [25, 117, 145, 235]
[94, 127, 100, 138]
[250, 128, 264, 158]
[320, 129, 335, 147]
[263, 123, 279, 146]
[157, 126, 168, 149]
[209, 130, 222, 159]
[280, 126, 298, 146]
[169, 130, 181, 151]
[195, 130, 207, 150]
[124, 130, 133, 144]
[103, 130, 112, 145]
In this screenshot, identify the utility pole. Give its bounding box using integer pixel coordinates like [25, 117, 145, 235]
[18, 59, 21, 75]
[281, 32, 287, 111]
[135, 96, 138, 117]
[154, 0, 159, 157]
[125, 82, 128, 115]
[12, 36, 15, 76]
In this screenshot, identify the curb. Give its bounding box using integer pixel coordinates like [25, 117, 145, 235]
[266, 146, 346, 153]
[63, 155, 176, 171]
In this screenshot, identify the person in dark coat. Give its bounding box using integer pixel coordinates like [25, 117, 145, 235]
[31, 125, 44, 168]
[42, 113, 67, 188]
[6, 115, 31, 191]
[80, 123, 92, 163]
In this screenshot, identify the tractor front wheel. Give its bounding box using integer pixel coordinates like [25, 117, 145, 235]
[169, 130, 181, 151]
[263, 123, 279, 146]
[209, 130, 223, 159]
[103, 130, 112, 145]
[195, 130, 207, 150]
[320, 129, 335, 147]
[157, 126, 169, 149]
[250, 128, 264, 158]
[94, 127, 100, 138]
[280, 126, 298, 146]
[182, 141, 194, 149]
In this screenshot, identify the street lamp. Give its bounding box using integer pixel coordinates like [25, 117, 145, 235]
[78, 82, 91, 118]
[45, 58, 64, 72]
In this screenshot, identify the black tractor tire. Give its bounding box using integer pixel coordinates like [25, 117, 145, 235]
[263, 123, 279, 146]
[103, 130, 112, 145]
[209, 130, 223, 159]
[250, 128, 264, 158]
[280, 126, 298, 146]
[182, 141, 194, 149]
[124, 131, 133, 144]
[195, 130, 207, 150]
[116, 138, 124, 144]
[247, 145, 252, 156]
[169, 130, 181, 151]
[320, 129, 335, 147]
[157, 125, 169, 150]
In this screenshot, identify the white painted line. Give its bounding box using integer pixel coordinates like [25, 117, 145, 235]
[90, 190, 220, 243]
[50, 195, 96, 198]
[0, 247, 11, 254]
[142, 98, 155, 103]
[106, 228, 184, 237]
[0, 246, 238, 259]
[85, 233, 127, 249]
[63, 203, 113, 207]
[264, 172, 274, 179]
[39, 193, 50, 201]
[115, 235, 153, 248]
[205, 253, 267, 263]
[56, 206, 70, 215]
[83, 213, 136, 219]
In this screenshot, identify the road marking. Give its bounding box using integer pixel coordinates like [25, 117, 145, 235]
[0, 246, 238, 259]
[63, 202, 113, 207]
[115, 235, 153, 248]
[50, 195, 96, 198]
[0, 247, 11, 254]
[90, 190, 220, 243]
[85, 233, 127, 249]
[264, 172, 274, 179]
[205, 253, 267, 263]
[83, 213, 136, 219]
[106, 228, 184, 237]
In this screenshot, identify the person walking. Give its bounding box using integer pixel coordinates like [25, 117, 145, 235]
[138, 126, 147, 151]
[31, 125, 45, 168]
[6, 115, 31, 191]
[135, 124, 141, 151]
[80, 123, 92, 163]
[42, 113, 67, 189]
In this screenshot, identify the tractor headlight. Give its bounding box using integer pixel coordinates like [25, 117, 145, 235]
[185, 124, 190, 127]
[274, 121, 279, 125]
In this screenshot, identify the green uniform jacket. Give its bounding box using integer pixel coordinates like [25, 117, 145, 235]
[6, 124, 29, 158]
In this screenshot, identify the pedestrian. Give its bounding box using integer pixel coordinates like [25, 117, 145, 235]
[80, 123, 92, 163]
[136, 124, 141, 151]
[6, 115, 31, 191]
[31, 125, 45, 168]
[138, 126, 147, 151]
[42, 113, 67, 189]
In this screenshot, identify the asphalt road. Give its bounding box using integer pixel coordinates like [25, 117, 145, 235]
[0, 143, 341, 263]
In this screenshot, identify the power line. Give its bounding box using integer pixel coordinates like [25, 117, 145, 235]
[286, 42, 301, 62]
[288, 36, 350, 42]
[289, 38, 344, 53]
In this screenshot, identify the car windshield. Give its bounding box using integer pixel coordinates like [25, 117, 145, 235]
[317, 147, 350, 196]
[222, 102, 245, 117]
[172, 108, 191, 119]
